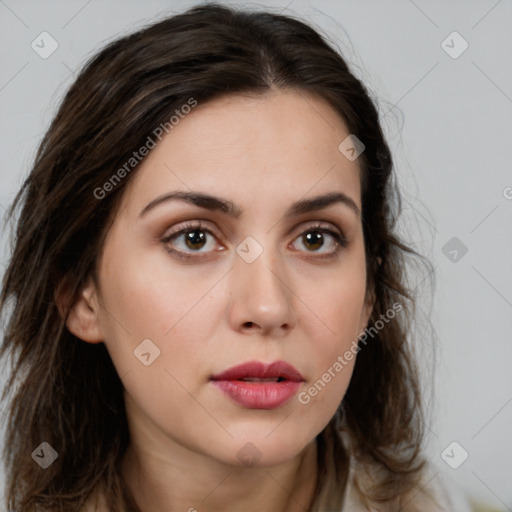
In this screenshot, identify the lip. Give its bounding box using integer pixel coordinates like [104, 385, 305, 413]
[210, 360, 304, 409]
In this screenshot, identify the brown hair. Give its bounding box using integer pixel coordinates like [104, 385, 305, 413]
[0, 3, 436, 511]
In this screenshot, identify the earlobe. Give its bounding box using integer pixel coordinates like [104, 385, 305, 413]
[55, 276, 104, 344]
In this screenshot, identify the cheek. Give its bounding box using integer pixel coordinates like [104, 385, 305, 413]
[293, 256, 367, 406]
[304, 291, 361, 402]
[96, 237, 227, 379]
[298, 259, 367, 346]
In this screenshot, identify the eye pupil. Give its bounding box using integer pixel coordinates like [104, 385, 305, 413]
[185, 230, 206, 250]
[304, 231, 323, 251]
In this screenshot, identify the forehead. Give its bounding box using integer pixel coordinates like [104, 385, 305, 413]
[121, 89, 362, 215]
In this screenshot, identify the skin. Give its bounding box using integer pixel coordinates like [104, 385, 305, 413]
[66, 89, 374, 512]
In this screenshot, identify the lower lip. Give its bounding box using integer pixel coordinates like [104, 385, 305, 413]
[211, 380, 302, 409]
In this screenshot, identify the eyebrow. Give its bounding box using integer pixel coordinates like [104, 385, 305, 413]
[139, 190, 361, 219]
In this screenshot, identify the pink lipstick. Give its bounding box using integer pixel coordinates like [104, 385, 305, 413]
[210, 360, 304, 409]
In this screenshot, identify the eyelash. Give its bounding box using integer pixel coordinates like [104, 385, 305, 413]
[161, 221, 348, 261]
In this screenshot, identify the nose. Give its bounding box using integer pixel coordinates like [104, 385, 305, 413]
[227, 243, 297, 337]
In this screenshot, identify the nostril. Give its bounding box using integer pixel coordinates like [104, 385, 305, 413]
[244, 322, 254, 328]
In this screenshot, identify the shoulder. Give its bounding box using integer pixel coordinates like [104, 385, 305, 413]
[414, 457, 474, 511]
[411, 469, 473, 512]
[341, 459, 473, 512]
[79, 490, 109, 512]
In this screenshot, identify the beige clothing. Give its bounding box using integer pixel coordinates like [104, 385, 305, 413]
[341, 460, 473, 511]
[80, 462, 473, 511]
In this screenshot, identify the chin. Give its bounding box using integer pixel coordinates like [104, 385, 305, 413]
[217, 431, 314, 469]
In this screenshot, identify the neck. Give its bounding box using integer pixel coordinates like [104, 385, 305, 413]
[120, 436, 318, 512]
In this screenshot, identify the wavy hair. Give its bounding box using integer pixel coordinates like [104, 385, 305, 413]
[0, 3, 435, 511]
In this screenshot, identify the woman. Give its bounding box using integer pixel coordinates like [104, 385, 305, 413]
[0, 3, 471, 511]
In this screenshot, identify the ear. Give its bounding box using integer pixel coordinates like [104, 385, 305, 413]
[358, 256, 382, 331]
[359, 288, 375, 335]
[55, 275, 104, 344]
[359, 258, 379, 335]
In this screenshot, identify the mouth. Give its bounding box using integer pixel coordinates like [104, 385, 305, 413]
[210, 360, 304, 409]
[235, 377, 286, 382]
[210, 360, 304, 382]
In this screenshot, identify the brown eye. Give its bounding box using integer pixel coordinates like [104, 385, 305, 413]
[162, 221, 222, 261]
[291, 224, 347, 257]
[182, 229, 208, 251]
[302, 231, 325, 251]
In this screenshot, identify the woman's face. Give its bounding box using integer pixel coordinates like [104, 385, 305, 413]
[82, 89, 373, 468]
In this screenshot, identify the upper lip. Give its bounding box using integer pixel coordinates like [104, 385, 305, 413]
[210, 360, 304, 382]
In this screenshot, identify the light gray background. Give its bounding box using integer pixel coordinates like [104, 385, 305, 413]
[1, 0, 511, 509]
